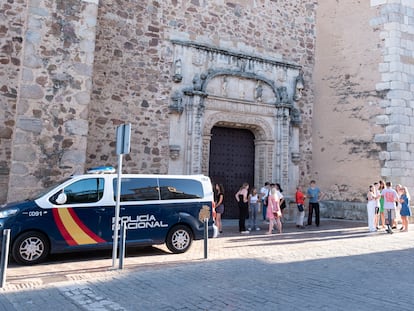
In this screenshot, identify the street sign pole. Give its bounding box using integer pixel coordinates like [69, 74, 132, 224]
[112, 124, 131, 269]
[112, 153, 123, 268]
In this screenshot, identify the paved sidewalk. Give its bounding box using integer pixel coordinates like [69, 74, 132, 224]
[1, 219, 414, 310]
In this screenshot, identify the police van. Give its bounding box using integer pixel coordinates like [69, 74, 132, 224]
[0, 167, 214, 265]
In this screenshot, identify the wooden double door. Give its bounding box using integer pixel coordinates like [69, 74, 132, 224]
[209, 126, 255, 219]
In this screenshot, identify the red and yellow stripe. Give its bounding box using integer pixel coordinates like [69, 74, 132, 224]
[53, 208, 106, 246]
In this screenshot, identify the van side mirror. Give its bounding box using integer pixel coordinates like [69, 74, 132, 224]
[56, 193, 67, 205]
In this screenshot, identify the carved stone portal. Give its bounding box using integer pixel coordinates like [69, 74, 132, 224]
[168, 40, 303, 194]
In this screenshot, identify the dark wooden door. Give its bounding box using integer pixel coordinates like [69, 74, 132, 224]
[209, 126, 255, 219]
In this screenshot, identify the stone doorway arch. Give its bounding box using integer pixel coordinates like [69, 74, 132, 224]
[202, 111, 275, 191]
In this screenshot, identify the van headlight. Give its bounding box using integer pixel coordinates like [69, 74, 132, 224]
[0, 208, 19, 218]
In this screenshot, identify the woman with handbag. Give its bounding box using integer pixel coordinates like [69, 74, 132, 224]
[265, 187, 282, 234]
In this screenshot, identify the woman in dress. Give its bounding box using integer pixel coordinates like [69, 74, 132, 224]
[266, 187, 282, 234]
[366, 184, 377, 232]
[214, 183, 225, 234]
[377, 180, 386, 229]
[399, 186, 411, 232]
[235, 183, 249, 234]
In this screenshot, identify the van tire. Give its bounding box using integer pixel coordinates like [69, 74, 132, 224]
[12, 231, 50, 265]
[166, 225, 193, 253]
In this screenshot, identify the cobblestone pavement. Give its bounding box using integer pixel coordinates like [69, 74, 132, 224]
[1, 219, 414, 311]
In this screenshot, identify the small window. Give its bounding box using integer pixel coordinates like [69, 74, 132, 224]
[50, 178, 104, 204]
[159, 178, 203, 200]
[114, 178, 159, 201]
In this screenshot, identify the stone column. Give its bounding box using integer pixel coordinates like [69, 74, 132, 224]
[183, 92, 206, 175]
[255, 140, 275, 187]
[201, 134, 212, 176]
[274, 107, 290, 187]
[7, 0, 99, 201]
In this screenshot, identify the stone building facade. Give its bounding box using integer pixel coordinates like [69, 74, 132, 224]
[1, 0, 413, 218]
[314, 0, 414, 203]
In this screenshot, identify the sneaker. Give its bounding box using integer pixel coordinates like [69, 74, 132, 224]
[386, 228, 393, 234]
[247, 227, 252, 231]
[255, 227, 261, 231]
[241, 230, 250, 234]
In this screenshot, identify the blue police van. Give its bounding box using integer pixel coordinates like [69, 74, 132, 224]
[0, 167, 214, 265]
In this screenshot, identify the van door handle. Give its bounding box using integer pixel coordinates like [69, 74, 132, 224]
[96, 208, 106, 212]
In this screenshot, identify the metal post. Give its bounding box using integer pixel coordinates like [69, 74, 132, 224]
[1, 229, 11, 288]
[112, 154, 123, 268]
[204, 218, 208, 259]
[119, 221, 127, 270]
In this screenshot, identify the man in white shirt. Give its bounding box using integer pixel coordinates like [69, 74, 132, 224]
[381, 181, 399, 234]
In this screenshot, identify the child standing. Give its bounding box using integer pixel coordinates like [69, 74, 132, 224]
[248, 187, 260, 231]
[295, 186, 305, 228]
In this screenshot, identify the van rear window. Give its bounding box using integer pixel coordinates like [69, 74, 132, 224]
[114, 178, 159, 201]
[113, 178, 204, 201]
[159, 178, 203, 200]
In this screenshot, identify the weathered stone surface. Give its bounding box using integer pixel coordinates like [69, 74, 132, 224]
[0, 127, 13, 139]
[10, 163, 29, 175]
[20, 84, 44, 99]
[16, 117, 42, 133]
[65, 119, 89, 135]
[13, 146, 37, 162]
[74, 91, 91, 105]
[61, 150, 86, 164]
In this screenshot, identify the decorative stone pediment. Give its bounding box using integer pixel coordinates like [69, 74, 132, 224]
[205, 71, 278, 105]
[170, 40, 303, 122]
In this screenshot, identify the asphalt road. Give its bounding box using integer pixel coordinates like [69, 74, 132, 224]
[1, 219, 414, 311]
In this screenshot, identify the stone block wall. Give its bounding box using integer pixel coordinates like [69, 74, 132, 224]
[0, 0, 26, 202]
[312, 1, 384, 202]
[1, 0, 99, 201]
[87, 0, 318, 180]
[371, 1, 414, 190]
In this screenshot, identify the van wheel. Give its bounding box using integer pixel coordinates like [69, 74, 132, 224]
[166, 225, 193, 253]
[12, 231, 50, 265]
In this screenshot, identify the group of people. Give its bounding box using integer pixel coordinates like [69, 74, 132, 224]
[213, 180, 325, 236]
[366, 181, 411, 234]
[234, 182, 287, 235]
[214, 179, 411, 236]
